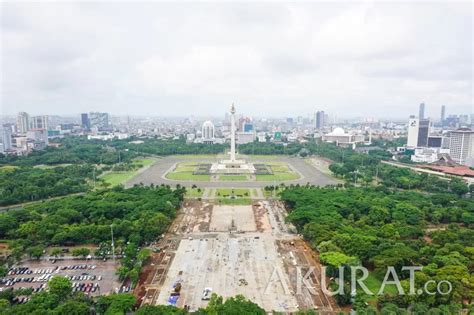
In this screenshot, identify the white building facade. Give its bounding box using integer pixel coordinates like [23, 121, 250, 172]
[201, 121, 215, 144]
[449, 129, 474, 167]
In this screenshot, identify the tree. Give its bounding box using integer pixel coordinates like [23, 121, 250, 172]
[135, 305, 186, 315]
[72, 248, 90, 258]
[204, 294, 266, 315]
[27, 245, 44, 260]
[451, 179, 469, 197]
[48, 276, 72, 300]
[96, 293, 136, 315]
[0, 299, 10, 310]
[51, 248, 63, 259]
[54, 301, 90, 315]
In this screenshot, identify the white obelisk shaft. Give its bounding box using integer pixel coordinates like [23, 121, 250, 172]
[230, 103, 236, 162]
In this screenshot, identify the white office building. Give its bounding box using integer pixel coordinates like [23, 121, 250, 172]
[89, 112, 109, 130]
[0, 126, 12, 153]
[236, 131, 255, 144]
[201, 121, 215, 144]
[407, 118, 430, 148]
[30, 115, 49, 130]
[322, 128, 365, 148]
[16, 112, 30, 134]
[449, 129, 474, 167]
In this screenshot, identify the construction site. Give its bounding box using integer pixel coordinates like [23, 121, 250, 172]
[133, 199, 339, 314]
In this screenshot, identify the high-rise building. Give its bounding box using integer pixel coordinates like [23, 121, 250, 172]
[201, 121, 215, 144]
[89, 112, 109, 130]
[449, 129, 474, 167]
[407, 118, 430, 148]
[242, 122, 254, 132]
[419, 102, 425, 119]
[315, 111, 325, 129]
[27, 129, 49, 148]
[29, 115, 49, 130]
[16, 112, 30, 134]
[0, 125, 12, 152]
[81, 113, 90, 129]
[440, 105, 446, 124]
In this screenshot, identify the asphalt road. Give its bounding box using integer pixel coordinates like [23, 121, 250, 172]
[125, 156, 340, 188]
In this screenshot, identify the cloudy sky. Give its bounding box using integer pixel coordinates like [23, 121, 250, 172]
[1, 1, 472, 119]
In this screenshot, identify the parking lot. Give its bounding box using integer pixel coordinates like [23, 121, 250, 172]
[0, 259, 121, 303]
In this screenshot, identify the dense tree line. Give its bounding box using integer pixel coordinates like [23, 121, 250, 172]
[0, 165, 96, 206]
[280, 185, 474, 312]
[124, 137, 226, 155]
[0, 139, 137, 167]
[0, 185, 184, 284]
[238, 142, 303, 155]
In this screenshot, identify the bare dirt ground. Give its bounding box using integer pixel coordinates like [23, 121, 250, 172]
[135, 200, 339, 313]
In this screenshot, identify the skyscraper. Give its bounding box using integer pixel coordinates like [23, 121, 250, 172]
[449, 129, 474, 167]
[29, 115, 49, 130]
[81, 113, 90, 129]
[201, 121, 215, 144]
[16, 112, 29, 134]
[419, 102, 425, 119]
[407, 118, 430, 148]
[0, 125, 12, 152]
[441, 105, 446, 124]
[315, 111, 325, 129]
[89, 112, 109, 130]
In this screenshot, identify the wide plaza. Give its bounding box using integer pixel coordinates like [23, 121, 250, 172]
[125, 155, 339, 188]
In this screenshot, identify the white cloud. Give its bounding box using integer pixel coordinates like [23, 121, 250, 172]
[1, 1, 472, 118]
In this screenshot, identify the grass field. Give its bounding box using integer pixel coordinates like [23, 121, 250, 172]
[219, 175, 248, 181]
[217, 198, 252, 205]
[33, 164, 72, 169]
[263, 189, 280, 198]
[255, 162, 299, 181]
[166, 172, 210, 181]
[256, 173, 299, 181]
[0, 165, 20, 172]
[101, 158, 155, 186]
[247, 155, 280, 160]
[166, 162, 211, 181]
[185, 187, 204, 198]
[170, 154, 220, 159]
[216, 188, 250, 197]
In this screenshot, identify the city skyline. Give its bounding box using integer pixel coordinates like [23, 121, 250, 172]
[1, 2, 472, 117]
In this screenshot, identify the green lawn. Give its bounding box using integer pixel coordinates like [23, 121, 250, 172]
[166, 172, 210, 181]
[248, 155, 280, 160]
[101, 158, 156, 186]
[219, 175, 248, 181]
[101, 172, 133, 186]
[33, 163, 72, 169]
[263, 189, 280, 198]
[170, 154, 219, 159]
[136, 158, 155, 167]
[185, 187, 204, 198]
[216, 188, 250, 197]
[256, 173, 299, 181]
[255, 162, 299, 182]
[166, 162, 211, 181]
[217, 198, 252, 205]
[174, 162, 198, 171]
